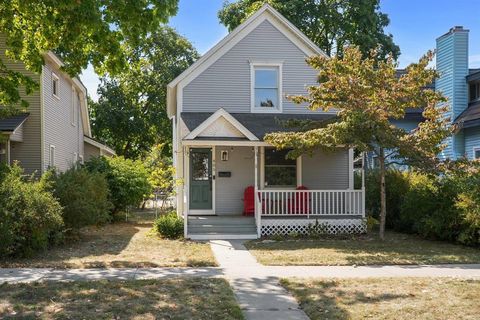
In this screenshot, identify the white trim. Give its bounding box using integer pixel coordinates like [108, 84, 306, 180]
[187, 147, 215, 216]
[212, 145, 216, 214]
[166, 3, 327, 118]
[183, 140, 270, 147]
[49, 145, 56, 168]
[348, 148, 354, 189]
[250, 62, 283, 113]
[185, 108, 259, 141]
[297, 156, 302, 187]
[51, 72, 60, 100]
[188, 233, 258, 240]
[70, 86, 76, 126]
[473, 146, 480, 160]
[260, 146, 265, 188]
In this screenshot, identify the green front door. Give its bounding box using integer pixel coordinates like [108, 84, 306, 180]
[189, 148, 213, 210]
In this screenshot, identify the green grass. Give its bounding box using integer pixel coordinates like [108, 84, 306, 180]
[282, 277, 480, 320]
[0, 278, 243, 320]
[246, 232, 480, 266]
[1, 210, 217, 268]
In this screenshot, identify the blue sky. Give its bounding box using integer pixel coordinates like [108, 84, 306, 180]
[81, 0, 480, 100]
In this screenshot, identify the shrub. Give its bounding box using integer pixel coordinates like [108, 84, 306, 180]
[85, 156, 152, 214]
[364, 169, 410, 229]
[46, 166, 112, 230]
[0, 164, 63, 257]
[154, 211, 183, 239]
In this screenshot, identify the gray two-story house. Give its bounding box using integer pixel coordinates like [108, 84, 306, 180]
[168, 5, 366, 239]
[0, 37, 114, 175]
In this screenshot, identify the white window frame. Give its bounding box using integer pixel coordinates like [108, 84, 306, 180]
[49, 145, 56, 168]
[474, 147, 480, 160]
[71, 87, 76, 126]
[250, 61, 283, 113]
[52, 72, 60, 100]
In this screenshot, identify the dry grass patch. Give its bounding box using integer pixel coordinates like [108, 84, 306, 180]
[282, 277, 480, 320]
[1, 211, 216, 268]
[246, 232, 480, 266]
[0, 278, 243, 320]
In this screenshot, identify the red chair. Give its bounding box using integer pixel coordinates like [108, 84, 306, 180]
[243, 186, 255, 216]
[288, 186, 310, 214]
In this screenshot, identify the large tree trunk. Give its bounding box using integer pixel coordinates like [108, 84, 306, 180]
[378, 147, 387, 240]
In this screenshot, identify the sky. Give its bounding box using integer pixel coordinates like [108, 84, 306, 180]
[80, 0, 480, 101]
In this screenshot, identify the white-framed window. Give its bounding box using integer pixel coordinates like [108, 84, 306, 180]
[70, 87, 76, 126]
[251, 62, 282, 113]
[264, 148, 296, 188]
[49, 145, 56, 168]
[470, 82, 480, 102]
[474, 147, 480, 160]
[52, 72, 60, 99]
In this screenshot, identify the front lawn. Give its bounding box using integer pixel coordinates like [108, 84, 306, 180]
[282, 277, 480, 320]
[0, 278, 243, 319]
[246, 232, 480, 266]
[1, 211, 217, 268]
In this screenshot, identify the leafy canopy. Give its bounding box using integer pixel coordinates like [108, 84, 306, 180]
[218, 0, 400, 60]
[0, 0, 178, 111]
[90, 26, 199, 159]
[265, 46, 451, 171]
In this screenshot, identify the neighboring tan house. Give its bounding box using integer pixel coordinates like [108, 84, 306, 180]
[0, 38, 114, 175]
[167, 4, 366, 240]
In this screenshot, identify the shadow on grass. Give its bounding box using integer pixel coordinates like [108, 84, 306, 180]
[246, 232, 480, 266]
[0, 278, 243, 319]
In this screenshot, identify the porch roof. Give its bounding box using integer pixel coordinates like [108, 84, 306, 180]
[0, 113, 29, 133]
[181, 112, 336, 141]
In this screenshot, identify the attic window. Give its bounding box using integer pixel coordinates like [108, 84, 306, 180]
[52, 73, 60, 99]
[251, 63, 282, 113]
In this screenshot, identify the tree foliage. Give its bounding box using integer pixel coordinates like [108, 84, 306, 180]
[265, 46, 452, 239]
[0, 0, 178, 111]
[218, 0, 400, 60]
[90, 26, 199, 159]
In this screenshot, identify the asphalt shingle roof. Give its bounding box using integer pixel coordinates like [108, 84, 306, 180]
[455, 101, 480, 128]
[0, 113, 29, 132]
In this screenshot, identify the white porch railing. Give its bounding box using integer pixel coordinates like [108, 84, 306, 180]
[256, 190, 365, 217]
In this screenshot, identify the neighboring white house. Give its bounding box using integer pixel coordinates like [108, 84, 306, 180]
[0, 37, 114, 175]
[167, 4, 366, 240]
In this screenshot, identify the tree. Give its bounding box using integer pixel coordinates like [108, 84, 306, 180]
[144, 144, 176, 208]
[0, 0, 178, 113]
[90, 26, 199, 159]
[218, 0, 400, 60]
[264, 46, 451, 240]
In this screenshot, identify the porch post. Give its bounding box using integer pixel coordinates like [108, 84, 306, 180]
[361, 152, 366, 217]
[254, 146, 260, 237]
[6, 138, 10, 165]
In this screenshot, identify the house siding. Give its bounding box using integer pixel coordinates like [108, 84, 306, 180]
[436, 29, 469, 159]
[1, 35, 42, 175]
[302, 149, 349, 189]
[464, 127, 480, 159]
[215, 146, 255, 215]
[42, 62, 84, 172]
[183, 20, 320, 114]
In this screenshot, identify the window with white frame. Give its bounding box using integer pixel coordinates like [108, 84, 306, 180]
[52, 73, 59, 99]
[264, 148, 296, 188]
[474, 147, 480, 160]
[252, 63, 281, 112]
[49, 145, 56, 167]
[71, 88, 76, 125]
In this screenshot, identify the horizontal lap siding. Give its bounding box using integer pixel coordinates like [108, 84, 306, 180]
[302, 149, 349, 189]
[183, 20, 319, 114]
[43, 62, 84, 172]
[1, 35, 42, 174]
[215, 146, 255, 215]
[464, 127, 480, 159]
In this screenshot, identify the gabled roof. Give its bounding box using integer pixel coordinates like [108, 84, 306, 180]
[455, 100, 480, 129]
[167, 4, 327, 118]
[181, 112, 335, 141]
[0, 113, 29, 132]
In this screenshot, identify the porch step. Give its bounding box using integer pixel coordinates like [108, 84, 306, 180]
[188, 216, 255, 225]
[187, 215, 257, 239]
[188, 233, 258, 240]
[188, 225, 257, 234]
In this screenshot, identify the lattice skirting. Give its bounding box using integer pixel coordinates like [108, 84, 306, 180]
[261, 218, 367, 236]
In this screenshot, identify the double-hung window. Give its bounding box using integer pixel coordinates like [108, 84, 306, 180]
[52, 73, 59, 99]
[264, 148, 296, 188]
[251, 63, 282, 112]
